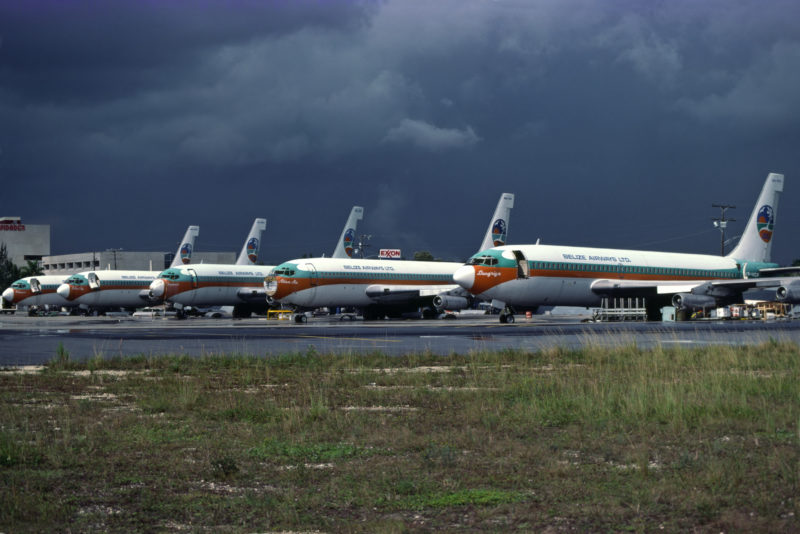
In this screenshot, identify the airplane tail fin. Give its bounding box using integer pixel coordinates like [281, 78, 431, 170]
[726, 173, 784, 263]
[331, 206, 364, 258]
[170, 225, 200, 268]
[236, 218, 267, 265]
[478, 193, 515, 252]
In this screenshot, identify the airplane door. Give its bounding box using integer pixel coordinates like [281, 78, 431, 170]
[301, 263, 318, 303]
[88, 272, 101, 289]
[512, 250, 529, 279]
[187, 269, 199, 288]
[30, 278, 41, 294]
[303, 263, 318, 286]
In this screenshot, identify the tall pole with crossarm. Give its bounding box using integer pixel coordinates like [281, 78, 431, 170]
[711, 204, 736, 256]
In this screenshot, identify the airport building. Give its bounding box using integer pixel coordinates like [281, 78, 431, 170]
[42, 251, 236, 275]
[0, 217, 51, 267]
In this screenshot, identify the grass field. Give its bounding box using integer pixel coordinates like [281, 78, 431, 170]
[1, 340, 798, 532]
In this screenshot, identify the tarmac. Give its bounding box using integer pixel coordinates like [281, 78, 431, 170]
[2, 311, 799, 365]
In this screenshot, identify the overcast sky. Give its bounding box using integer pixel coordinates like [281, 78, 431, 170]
[2, 0, 800, 265]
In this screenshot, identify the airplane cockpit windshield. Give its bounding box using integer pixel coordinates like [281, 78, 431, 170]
[468, 255, 498, 266]
[67, 276, 84, 285]
[161, 270, 181, 281]
[273, 267, 296, 276]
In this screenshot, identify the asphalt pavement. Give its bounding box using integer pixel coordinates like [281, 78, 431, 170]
[1, 313, 798, 365]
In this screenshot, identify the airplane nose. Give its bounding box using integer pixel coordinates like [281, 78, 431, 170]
[57, 283, 71, 300]
[2, 287, 14, 303]
[149, 279, 165, 298]
[453, 265, 475, 290]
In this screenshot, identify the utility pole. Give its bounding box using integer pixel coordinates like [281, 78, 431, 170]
[355, 234, 372, 259]
[107, 248, 122, 270]
[712, 204, 736, 256]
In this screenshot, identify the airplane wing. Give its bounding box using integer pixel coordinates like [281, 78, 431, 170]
[591, 278, 782, 296]
[757, 266, 800, 278]
[364, 284, 461, 305]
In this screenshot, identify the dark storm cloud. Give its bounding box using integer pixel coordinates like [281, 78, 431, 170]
[2, 0, 800, 264]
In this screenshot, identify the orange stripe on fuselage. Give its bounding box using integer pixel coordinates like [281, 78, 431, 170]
[471, 266, 518, 294]
[65, 285, 93, 301]
[162, 280, 196, 300]
[271, 277, 313, 300]
[9, 288, 35, 303]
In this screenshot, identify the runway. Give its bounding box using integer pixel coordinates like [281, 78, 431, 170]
[2, 312, 799, 366]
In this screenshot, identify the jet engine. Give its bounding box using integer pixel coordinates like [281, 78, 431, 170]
[776, 281, 800, 303]
[672, 293, 717, 310]
[432, 295, 469, 311]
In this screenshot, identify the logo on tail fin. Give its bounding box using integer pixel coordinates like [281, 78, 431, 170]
[343, 229, 355, 257]
[491, 219, 507, 246]
[246, 238, 259, 263]
[179, 243, 192, 264]
[756, 205, 774, 243]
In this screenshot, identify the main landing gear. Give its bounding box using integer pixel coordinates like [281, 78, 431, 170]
[293, 314, 307, 324]
[499, 307, 515, 324]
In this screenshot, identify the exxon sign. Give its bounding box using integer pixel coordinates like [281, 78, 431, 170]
[379, 249, 402, 259]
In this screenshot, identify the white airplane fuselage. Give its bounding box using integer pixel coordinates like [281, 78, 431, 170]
[2, 275, 72, 308]
[455, 244, 764, 307]
[152, 265, 274, 307]
[266, 258, 463, 308]
[58, 270, 159, 308]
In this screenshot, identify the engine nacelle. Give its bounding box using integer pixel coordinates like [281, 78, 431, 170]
[432, 295, 469, 311]
[672, 293, 717, 310]
[775, 281, 800, 303]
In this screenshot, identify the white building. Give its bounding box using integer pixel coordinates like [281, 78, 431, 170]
[42, 251, 236, 275]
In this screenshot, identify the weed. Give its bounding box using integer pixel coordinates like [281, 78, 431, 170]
[249, 439, 374, 463]
[3, 342, 798, 532]
[210, 456, 239, 478]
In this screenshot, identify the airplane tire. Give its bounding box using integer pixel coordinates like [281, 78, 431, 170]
[421, 307, 438, 320]
[505, 314, 515, 324]
[294, 314, 307, 324]
[499, 314, 507, 324]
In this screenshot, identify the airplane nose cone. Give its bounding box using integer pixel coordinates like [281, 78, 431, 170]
[149, 279, 165, 298]
[2, 287, 14, 303]
[453, 265, 475, 291]
[57, 283, 71, 300]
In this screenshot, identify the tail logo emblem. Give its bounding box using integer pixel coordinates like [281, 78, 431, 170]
[492, 219, 507, 246]
[179, 243, 192, 264]
[756, 205, 774, 243]
[246, 238, 259, 263]
[343, 229, 355, 257]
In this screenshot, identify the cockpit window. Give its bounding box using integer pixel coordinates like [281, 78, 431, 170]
[12, 282, 26, 289]
[68, 276, 84, 285]
[273, 268, 296, 276]
[160, 270, 181, 281]
[468, 255, 498, 266]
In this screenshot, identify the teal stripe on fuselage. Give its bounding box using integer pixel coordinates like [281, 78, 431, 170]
[527, 260, 741, 279]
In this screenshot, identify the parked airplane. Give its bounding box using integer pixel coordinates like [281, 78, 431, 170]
[148, 207, 364, 318]
[3, 273, 74, 311]
[54, 226, 200, 313]
[454, 173, 788, 322]
[146, 218, 269, 318]
[3, 226, 199, 312]
[264, 193, 515, 322]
